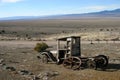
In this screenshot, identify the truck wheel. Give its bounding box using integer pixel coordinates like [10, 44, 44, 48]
[87, 59, 96, 69]
[42, 55, 48, 64]
[94, 55, 108, 69]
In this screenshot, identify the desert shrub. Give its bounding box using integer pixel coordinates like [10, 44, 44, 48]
[95, 39, 100, 41]
[25, 34, 29, 37]
[1, 30, 5, 33]
[100, 29, 104, 31]
[106, 29, 109, 31]
[111, 37, 119, 41]
[0, 30, 5, 34]
[34, 42, 49, 52]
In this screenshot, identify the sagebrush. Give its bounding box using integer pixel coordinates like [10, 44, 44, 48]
[34, 42, 49, 52]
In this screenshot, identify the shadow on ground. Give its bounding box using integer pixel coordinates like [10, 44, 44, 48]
[105, 63, 120, 72]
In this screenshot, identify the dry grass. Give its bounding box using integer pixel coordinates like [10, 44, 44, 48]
[0, 18, 120, 80]
[0, 18, 120, 40]
[0, 41, 120, 80]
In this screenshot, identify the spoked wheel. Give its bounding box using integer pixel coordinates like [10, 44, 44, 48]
[87, 59, 96, 69]
[94, 55, 108, 69]
[72, 57, 81, 70]
[63, 57, 81, 70]
[41, 55, 48, 64]
[63, 57, 73, 69]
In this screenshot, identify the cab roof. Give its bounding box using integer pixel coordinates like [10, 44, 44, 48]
[57, 36, 80, 41]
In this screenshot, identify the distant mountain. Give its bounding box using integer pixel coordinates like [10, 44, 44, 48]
[84, 8, 120, 17]
[0, 8, 120, 20]
[0, 16, 40, 20]
[45, 8, 120, 19]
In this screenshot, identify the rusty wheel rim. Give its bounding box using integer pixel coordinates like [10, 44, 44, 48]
[71, 57, 81, 70]
[42, 55, 48, 64]
[63, 58, 73, 69]
[63, 57, 81, 70]
[95, 55, 108, 68]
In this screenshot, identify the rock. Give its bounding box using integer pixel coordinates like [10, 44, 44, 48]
[19, 71, 59, 80]
[18, 70, 33, 75]
[42, 76, 49, 80]
[23, 75, 34, 80]
[0, 53, 5, 55]
[37, 71, 59, 80]
[23, 59, 27, 62]
[3, 66, 16, 71]
[49, 71, 59, 77]
[1, 64, 6, 69]
[0, 63, 6, 66]
[31, 75, 37, 80]
[37, 56, 41, 59]
[0, 59, 4, 64]
[31, 75, 40, 80]
[6, 66, 16, 71]
[9, 60, 19, 63]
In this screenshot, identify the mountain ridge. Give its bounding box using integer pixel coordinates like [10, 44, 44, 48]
[0, 8, 120, 20]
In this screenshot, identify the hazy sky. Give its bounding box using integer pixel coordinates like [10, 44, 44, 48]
[0, 0, 120, 18]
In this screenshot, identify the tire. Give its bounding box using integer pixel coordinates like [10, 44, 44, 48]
[87, 59, 96, 69]
[94, 55, 108, 69]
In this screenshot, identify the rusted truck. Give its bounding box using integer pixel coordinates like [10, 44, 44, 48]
[39, 36, 108, 70]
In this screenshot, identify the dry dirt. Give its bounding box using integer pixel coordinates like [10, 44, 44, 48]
[0, 40, 120, 80]
[0, 18, 120, 80]
[0, 18, 120, 41]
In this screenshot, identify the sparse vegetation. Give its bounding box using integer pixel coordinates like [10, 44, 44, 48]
[0, 17, 120, 80]
[111, 37, 120, 41]
[0, 30, 6, 34]
[0, 41, 120, 80]
[0, 18, 120, 40]
[106, 29, 110, 31]
[1, 30, 5, 33]
[100, 29, 104, 31]
[34, 42, 49, 52]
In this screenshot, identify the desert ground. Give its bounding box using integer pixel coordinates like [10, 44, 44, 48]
[0, 40, 120, 80]
[0, 18, 120, 80]
[0, 18, 120, 40]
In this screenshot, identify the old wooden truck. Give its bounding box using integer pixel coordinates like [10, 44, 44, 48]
[39, 36, 108, 70]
